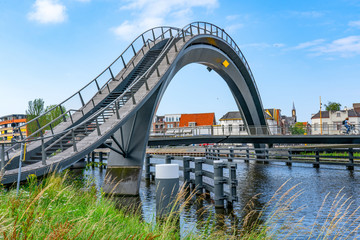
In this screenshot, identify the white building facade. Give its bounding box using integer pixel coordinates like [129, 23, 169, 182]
[311, 103, 360, 135]
[214, 110, 282, 136]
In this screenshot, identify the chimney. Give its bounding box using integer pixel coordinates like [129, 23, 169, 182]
[353, 103, 360, 113]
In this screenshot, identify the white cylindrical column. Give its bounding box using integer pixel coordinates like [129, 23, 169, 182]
[155, 164, 179, 218]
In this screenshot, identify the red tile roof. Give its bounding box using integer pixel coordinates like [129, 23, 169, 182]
[179, 113, 216, 127]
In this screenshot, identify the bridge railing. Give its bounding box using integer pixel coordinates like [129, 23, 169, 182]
[205, 145, 360, 170]
[5, 26, 181, 158]
[150, 124, 360, 137]
[9, 27, 180, 143]
[5, 22, 281, 166]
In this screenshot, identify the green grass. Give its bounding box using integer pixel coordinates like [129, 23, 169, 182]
[299, 151, 360, 157]
[1, 174, 360, 239]
[0, 173, 178, 239]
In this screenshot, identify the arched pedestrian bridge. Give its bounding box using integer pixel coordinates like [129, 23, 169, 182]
[1, 22, 274, 194]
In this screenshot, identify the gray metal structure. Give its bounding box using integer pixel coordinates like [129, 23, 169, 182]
[148, 135, 360, 146]
[1, 22, 268, 195]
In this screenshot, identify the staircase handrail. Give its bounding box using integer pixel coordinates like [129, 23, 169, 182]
[6, 22, 268, 159]
[14, 26, 181, 137]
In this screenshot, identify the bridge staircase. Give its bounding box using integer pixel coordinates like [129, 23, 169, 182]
[23, 44, 167, 167]
[1, 22, 264, 185]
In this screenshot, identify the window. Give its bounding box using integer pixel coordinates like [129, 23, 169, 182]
[314, 123, 318, 131]
[323, 122, 328, 133]
[189, 122, 196, 127]
[229, 124, 233, 133]
[239, 124, 245, 132]
[336, 113, 340, 117]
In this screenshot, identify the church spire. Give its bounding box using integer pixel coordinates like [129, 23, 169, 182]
[292, 102, 297, 122]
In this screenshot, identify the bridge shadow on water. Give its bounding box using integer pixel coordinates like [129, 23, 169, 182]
[69, 159, 360, 238]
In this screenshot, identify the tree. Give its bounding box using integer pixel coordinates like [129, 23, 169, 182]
[45, 105, 66, 128]
[325, 101, 341, 111]
[26, 99, 66, 137]
[26, 99, 46, 137]
[289, 122, 306, 135]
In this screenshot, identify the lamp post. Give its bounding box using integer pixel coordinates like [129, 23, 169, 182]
[320, 96, 322, 135]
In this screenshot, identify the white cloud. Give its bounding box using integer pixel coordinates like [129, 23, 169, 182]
[239, 42, 285, 49]
[112, 0, 218, 41]
[349, 20, 360, 28]
[290, 11, 324, 18]
[273, 43, 285, 48]
[28, 0, 67, 24]
[313, 36, 360, 57]
[293, 39, 325, 50]
[226, 15, 240, 21]
[225, 23, 243, 33]
[295, 36, 360, 57]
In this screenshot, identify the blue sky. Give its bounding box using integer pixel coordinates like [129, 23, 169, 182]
[1, 0, 360, 122]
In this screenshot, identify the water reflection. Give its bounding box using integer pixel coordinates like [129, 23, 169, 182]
[72, 159, 360, 238]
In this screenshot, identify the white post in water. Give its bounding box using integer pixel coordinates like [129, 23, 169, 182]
[155, 164, 179, 218]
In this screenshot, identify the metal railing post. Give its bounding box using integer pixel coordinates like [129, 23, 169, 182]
[214, 160, 225, 208]
[313, 149, 320, 168]
[212, 148, 216, 160]
[245, 147, 250, 163]
[228, 162, 238, 208]
[183, 156, 191, 188]
[165, 155, 171, 164]
[41, 138, 46, 165]
[1, 143, 4, 175]
[287, 150, 292, 166]
[145, 154, 151, 180]
[348, 148, 354, 170]
[91, 151, 95, 163]
[71, 129, 77, 152]
[264, 148, 269, 164]
[195, 158, 204, 194]
[16, 142, 25, 196]
[95, 119, 101, 136]
[228, 147, 234, 162]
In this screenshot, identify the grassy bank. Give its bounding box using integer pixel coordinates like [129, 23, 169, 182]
[0, 173, 182, 239]
[1, 173, 359, 239]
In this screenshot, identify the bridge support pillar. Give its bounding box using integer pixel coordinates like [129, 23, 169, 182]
[102, 87, 161, 196]
[103, 166, 142, 196]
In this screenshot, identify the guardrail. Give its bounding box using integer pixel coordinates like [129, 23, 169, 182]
[145, 154, 238, 208]
[150, 124, 360, 137]
[205, 146, 360, 170]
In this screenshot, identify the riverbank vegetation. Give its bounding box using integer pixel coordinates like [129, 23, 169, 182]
[0, 173, 359, 239]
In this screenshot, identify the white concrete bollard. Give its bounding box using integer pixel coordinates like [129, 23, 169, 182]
[155, 164, 179, 218]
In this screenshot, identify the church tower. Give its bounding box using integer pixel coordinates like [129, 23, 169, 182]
[292, 102, 297, 122]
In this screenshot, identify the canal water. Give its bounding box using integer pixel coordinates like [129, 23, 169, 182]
[74, 159, 360, 238]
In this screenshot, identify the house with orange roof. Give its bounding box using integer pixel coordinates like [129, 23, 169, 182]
[151, 112, 217, 136]
[179, 113, 216, 127]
